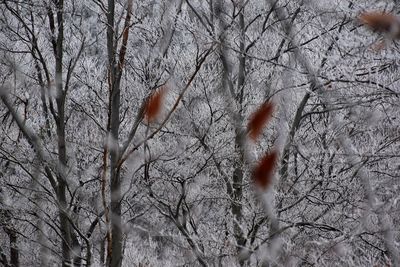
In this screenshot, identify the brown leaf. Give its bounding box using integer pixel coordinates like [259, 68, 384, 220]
[359, 12, 400, 38]
[252, 150, 278, 191]
[144, 86, 166, 123]
[247, 101, 274, 141]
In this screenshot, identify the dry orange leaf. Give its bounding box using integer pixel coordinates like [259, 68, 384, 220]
[359, 12, 400, 38]
[144, 86, 166, 123]
[252, 150, 278, 191]
[247, 101, 274, 141]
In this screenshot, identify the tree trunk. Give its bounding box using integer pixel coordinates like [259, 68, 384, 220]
[106, 0, 123, 266]
[51, 1, 74, 265]
[8, 230, 19, 267]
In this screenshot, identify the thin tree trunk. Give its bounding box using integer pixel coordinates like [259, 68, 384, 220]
[3, 211, 19, 267]
[216, 0, 248, 263]
[105, 0, 132, 266]
[106, 0, 124, 257]
[8, 230, 19, 267]
[50, 1, 74, 265]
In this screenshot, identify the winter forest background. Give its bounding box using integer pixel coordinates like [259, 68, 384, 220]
[1, 0, 400, 266]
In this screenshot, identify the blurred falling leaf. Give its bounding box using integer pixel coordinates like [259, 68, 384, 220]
[253, 150, 278, 191]
[247, 101, 274, 141]
[144, 86, 166, 123]
[359, 12, 400, 38]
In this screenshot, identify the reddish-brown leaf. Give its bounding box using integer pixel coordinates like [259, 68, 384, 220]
[144, 86, 166, 123]
[359, 12, 400, 38]
[253, 150, 278, 191]
[247, 102, 274, 141]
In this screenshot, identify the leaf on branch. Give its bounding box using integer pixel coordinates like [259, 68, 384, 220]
[252, 150, 278, 191]
[359, 12, 400, 38]
[144, 86, 166, 123]
[247, 101, 274, 141]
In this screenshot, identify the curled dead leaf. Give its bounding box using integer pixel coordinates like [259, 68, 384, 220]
[253, 150, 278, 191]
[359, 12, 400, 38]
[144, 86, 166, 123]
[247, 101, 274, 141]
